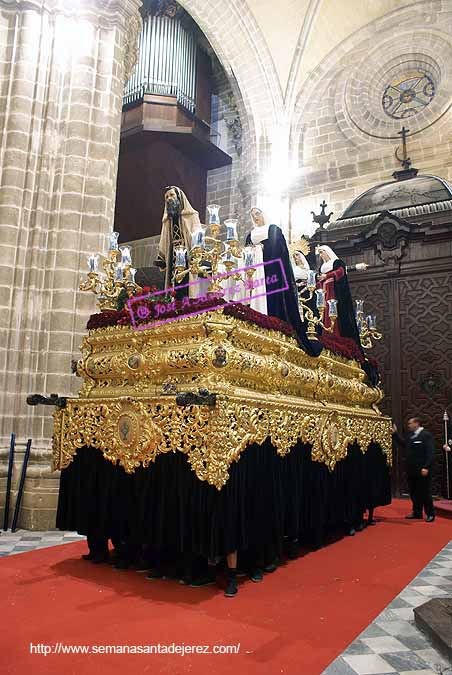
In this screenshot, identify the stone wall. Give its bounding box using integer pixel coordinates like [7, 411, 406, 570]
[0, 0, 142, 529]
[290, 2, 452, 238]
[206, 60, 245, 234]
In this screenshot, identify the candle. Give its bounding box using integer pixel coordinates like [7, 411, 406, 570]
[175, 246, 187, 268]
[128, 267, 136, 284]
[307, 270, 316, 289]
[356, 299, 364, 314]
[87, 254, 99, 273]
[225, 219, 238, 241]
[114, 264, 124, 281]
[120, 246, 132, 266]
[207, 204, 220, 225]
[369, 315, 377, 330]
[315, 288, 325, 308]
[327, 299, 338, 318]
[366, 314, 372, 328]
[109, 232, 119, 251]
[192, 229, 205, 249]
[243, 246, 254, 267]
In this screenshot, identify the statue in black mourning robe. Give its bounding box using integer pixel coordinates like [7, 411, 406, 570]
[245, 208, 322, 357]
[317, 245, 379, 385]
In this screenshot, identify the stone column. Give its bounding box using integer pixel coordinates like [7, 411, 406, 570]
[0, 0, 141, 528]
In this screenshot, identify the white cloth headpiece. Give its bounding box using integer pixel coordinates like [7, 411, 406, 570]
[293, 252, 309, 270]
[319, 245, 338, 274]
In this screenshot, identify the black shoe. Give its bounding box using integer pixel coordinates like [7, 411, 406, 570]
[146, 568, 164, 580]
[82, 552, 96, 561]
[91, 553, 109, 564]
[224, 578, 238, 597]
[190, 574, 216, 587]
[367, 518, 376, 526]
[348, 528, 356, 536]
[264, 560, 278, 573]
[405, 513, 422, 520]
[355, 521, 365, 532]
[425, 515, 435, 523]
[250, 568, 263, 583]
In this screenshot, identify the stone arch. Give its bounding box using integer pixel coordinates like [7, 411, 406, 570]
[288, 0, 452, 220]
[176, 0, 283, 185]
[292, 0, 452, 157]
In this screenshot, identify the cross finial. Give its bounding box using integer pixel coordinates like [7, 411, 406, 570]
[395, 126, 411, 170]
[392, 125, 418, 181]
[311, 200, 333, 229]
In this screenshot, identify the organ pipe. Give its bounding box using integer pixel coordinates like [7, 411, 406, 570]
[124, 14, 197, 113]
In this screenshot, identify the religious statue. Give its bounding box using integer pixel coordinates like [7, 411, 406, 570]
[288, 238, 319, 323]
[316, 245, 362, 347]
[289, 238, 310, 292]
[245, 208, 321, 356]
[155, 186, 202, 296]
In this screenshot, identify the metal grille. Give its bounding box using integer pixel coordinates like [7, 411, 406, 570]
[123, 15, 197, 113]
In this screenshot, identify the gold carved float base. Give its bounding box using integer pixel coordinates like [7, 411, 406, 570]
[53, 309, 392, 490]
[53, 394, 391, 490]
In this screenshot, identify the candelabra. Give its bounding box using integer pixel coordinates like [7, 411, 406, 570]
[297, 272, 338, 341]
[355, 300, 382, 349]
[174, 205, 255, 296]
[79, 232, 142, 311]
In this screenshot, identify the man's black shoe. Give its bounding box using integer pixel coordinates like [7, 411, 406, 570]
[82, 552, 95, 561]
[405, 513, 422, 519]
[425, 515, 435, 523]
[91, 553, 109, 564]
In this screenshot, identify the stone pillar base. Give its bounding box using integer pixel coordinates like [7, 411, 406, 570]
[0, 444, 60, 531]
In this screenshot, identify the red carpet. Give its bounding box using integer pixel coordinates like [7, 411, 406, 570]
[1, 499, 451, 675]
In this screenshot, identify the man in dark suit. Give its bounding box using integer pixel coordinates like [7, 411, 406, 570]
[393, 417, 436, 522]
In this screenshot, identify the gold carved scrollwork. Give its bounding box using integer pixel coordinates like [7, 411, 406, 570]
[53, 395, 392, 490]
[75, 310, 384, 408]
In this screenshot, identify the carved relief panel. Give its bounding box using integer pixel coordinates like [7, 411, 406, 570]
[398, 272, 452, 497]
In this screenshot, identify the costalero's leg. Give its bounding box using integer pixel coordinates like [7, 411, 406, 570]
[225, 550, 238, 597]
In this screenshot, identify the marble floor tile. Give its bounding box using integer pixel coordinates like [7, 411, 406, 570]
[361, 637, 410, 654]
[343, 654, 396, 674]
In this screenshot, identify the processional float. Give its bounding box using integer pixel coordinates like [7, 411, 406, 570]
[50, 206, 392, 490]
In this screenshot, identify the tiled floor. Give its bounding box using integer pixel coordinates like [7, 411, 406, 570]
[0, 529, 85, 556]
[1, 529, 451, 674]
[323, 539, 452, 675]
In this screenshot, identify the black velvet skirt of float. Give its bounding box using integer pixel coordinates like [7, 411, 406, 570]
[56, 440, 391, 564]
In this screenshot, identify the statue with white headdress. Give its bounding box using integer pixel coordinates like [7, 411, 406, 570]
[245, 208, 322, 356]
[316, 244, 362, 346]
[288, 237, 311, 291]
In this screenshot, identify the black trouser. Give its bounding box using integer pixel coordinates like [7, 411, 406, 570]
[407, 471, 434, 517]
